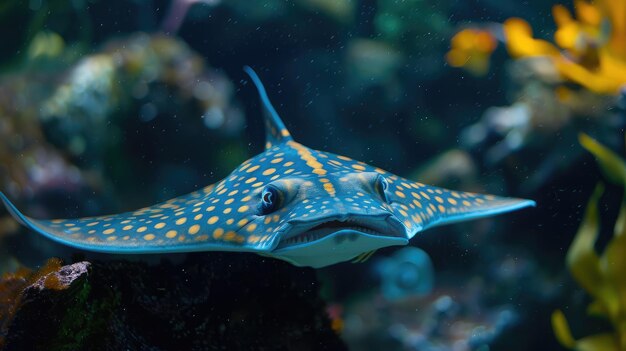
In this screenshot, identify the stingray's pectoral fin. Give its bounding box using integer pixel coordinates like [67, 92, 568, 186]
[1, 191, 277, 254]
[0, 191, 78, 246]
[391, 181, 536, 239]
[1, 192, 31, 227]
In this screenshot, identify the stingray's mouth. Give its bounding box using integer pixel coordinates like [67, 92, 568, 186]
[275, 215, 405, 249]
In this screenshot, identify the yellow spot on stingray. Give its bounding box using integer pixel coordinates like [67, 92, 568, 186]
[337, 155, 351, 161]
[226, 219, 235, 225]
[223, 208, 232, 214]
[103, 228, 115, 235]
[155, 222, 166, 229]
[208, 216, 219, 224]
[228, 190, 239, 196]
[238, 205, 250, 213]
[476, 198, 485, 204]
[195, 235, 209, 241]
[247, 165, 260, 173]
[263, 168, 276, 176]
[225, 198, 234, 205]
[86, 222, 99, 227]
[166, 230, 177, 238]
[438, 205, 446, 213]
[107, 236, 117, 241]
[237, 219, 248, 227]
[448, 198, 458, 205]
[271, 158, 283, 164]
[217, 188, 227, 195]
[323, 182, 336, 195]
[188, 225, 200, 235]
[245, 177, 257, 184]
[264, 217, 272, 225]
[144, 234, 155, 241]
[313, 169, 327, 175]
[242, 195, 252, 202]
[65, 223, 75, 227]
[225, 231, 237, 241]
[248, 235, 260, 244]
[213, 228, 224, 239]
[123, 235, 130, 240]
[252, 182, 264, 188]
[435, 196, 444, 204]
[137, 226, 148, 233]
[194, 214, 203, 220]
[247, 223, 258, 232]
[121, 220, 131, 224]
[307, 161, 322, 168]
[462, 200, 471, 206]
[281, 129, 290, 137]
[395, 191, 406, 198]
[176, 218, 187, 225]
[206, 206, 215, 212]
[283, 161, 294, 167]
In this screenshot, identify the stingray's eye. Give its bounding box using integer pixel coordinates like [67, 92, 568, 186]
[375, 175, 390, 203]
[260, 186, 281, 214]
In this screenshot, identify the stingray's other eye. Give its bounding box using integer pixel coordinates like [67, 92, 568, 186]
[375, 175, 390, 203]
[260, 186, 281, 214]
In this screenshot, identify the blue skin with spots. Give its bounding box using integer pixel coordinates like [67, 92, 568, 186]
[0, 67, 535, 268]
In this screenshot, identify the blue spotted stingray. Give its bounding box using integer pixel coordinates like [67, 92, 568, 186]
[0, 67, 535, 268]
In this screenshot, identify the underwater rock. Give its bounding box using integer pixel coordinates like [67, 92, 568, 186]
[1, 254, 346, 351]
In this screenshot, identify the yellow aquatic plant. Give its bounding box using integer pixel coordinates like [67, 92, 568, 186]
[502, 0, 626, 94]
[446, 28, 497, 76]
[551, 133, 626, 350]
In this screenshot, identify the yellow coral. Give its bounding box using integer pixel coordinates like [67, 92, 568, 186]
[446, 28, 497, 76]
[551, 134, 626, 350]
[502, 0, 626, 95]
